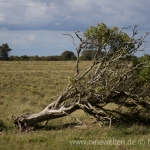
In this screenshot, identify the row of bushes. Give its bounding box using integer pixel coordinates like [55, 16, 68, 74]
[8, 55, 69, 61]
[2, 50, 106, 61]
[1, 50, 77, 61]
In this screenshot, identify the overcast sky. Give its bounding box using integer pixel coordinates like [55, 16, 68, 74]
[0, 0, 150, 56]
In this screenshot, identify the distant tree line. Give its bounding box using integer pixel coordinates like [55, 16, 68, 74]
[8, 50, 77, 61]
[8, 50, 105, 61]
[0, 43, 108, 61]
[0, 43, 146, 62]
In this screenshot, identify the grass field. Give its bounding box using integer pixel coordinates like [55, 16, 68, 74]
[0, 61, 150, 150]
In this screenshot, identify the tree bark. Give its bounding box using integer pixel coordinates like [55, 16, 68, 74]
[12, 103, 80, 132]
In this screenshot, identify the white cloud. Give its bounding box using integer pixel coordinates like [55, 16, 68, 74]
[55, 22, 60, 26]
[66, 0, 91, 12]
[24, 2, 48, 22]
[64, 16, 71, 20]
[0, 29, 79, 56]
[0, 0, 150, 31]
[0, 0, 149, 56]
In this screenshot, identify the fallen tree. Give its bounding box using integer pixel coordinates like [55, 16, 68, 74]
[12, 23, 150, 132]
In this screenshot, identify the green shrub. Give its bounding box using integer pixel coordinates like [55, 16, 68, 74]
[0, 119, 6, 132]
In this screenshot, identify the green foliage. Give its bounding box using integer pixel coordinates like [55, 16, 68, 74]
[0, 119, 6, 131]
[30, 55, 40, 61]
[45, 55, 62, 61]
[20, 55, 30, 61]
[61, 50, 76, 60]
[84, 22, 134, 54]
[138, 67, 150, 82]
[125, 55, 138, 66]
[138, 54, 150, 63]
[137, 54, 150, 82]
[80, 49, 105, 60]
[84, 23, 108, 44]
[68, 76, 76, 85]
[80, 50, 95, 60]
[13, 56, 20, 61]
[0, 43, 12, 60]
[8, 51, 76, 61]
[95, 86, 105, 93]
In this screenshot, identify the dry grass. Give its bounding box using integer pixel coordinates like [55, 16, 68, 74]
[0, 61, 91, 129]
[0, 61, 150, 150]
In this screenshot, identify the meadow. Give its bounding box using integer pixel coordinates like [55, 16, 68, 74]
[0, 61, 150, 150]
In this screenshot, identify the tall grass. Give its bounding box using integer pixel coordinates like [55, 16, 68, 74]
[0, 61, 149, 150]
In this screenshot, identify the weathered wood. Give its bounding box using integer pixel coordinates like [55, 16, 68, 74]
[12, 103, 80, 132]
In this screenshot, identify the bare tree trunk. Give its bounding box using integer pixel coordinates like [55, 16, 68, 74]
[12, 102, 80, 132]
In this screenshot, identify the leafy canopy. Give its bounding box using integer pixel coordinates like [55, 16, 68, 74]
[84, 22, 134, 54]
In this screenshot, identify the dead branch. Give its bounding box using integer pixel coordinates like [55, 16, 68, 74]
[12, 24, 150, 131]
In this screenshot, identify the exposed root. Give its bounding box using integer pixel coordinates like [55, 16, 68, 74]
[11, 115, 34, 132]
[103, 117, 112, 129]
